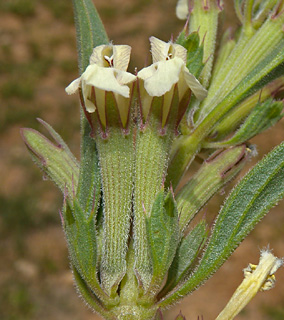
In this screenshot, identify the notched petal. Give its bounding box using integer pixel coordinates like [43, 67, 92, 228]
[89, 44, 113, 66]
[150, 37, 187, 63]
[150, 36, 171, 63]
[113, 45, 132, 71]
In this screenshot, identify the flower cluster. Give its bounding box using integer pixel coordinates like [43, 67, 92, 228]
[66, 37, 207, 134]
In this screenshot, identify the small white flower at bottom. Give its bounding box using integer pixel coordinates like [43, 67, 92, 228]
[216, 249, 283, 320]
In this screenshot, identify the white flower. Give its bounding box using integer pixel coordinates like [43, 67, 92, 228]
[138, 37, 207, 100]
[65, 44, 136, 128]
[216, 250, 283, 320]
[137, 37, 207, 124]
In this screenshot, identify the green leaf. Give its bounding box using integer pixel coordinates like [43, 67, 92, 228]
[21, 121, 79, 195]
[160, 141, 284, 307]
[71, 0, 108, 73]
[206, 98, 284, 147]
[71, 0, 108, 195]
[176, 145, 249, 232]
[146, 190, 179, 295]
[161, 220, 207, 296]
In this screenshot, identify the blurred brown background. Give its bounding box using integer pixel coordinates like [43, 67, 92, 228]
[0, 0, 284, 319]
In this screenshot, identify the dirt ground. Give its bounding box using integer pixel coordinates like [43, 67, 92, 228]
[1, 1, 284, 319]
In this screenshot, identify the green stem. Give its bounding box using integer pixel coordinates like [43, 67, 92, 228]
[109, 243, 158, 320]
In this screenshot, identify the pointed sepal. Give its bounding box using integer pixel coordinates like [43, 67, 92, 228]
[145, 189, 179, 296]
[175, 311, 186, 320]
[64, 198, 103, 298]
[161, 220, 207, 295]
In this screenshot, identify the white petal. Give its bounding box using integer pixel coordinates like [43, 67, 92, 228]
[137, 64, 155, 81]
[183, 66, 207, 100]
[150, 36, 171, 63]
[65, 77, 81, 95]
[138, 58, 184, 97]
[172, 43, 187, 63]
[113, 45, 132, 71]
[89, 44, 112, 66]
[176, 0, 189, 20]
[83, 64, 130, 98]
[116, 70, 137, 86]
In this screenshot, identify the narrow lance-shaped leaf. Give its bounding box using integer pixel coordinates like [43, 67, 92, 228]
[206, 77, 284, 142]
[21, 121, 79, 196]
[205, 98, 284, 148]
[160, 141, 284, 307]
[176, 145, 249, 232]
[71, 0, 109, 191]
[71, 0, 108, 73]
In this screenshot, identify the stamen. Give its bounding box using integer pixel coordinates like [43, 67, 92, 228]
[104, 55, 114, 67]
[166, 53, 173, 60]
